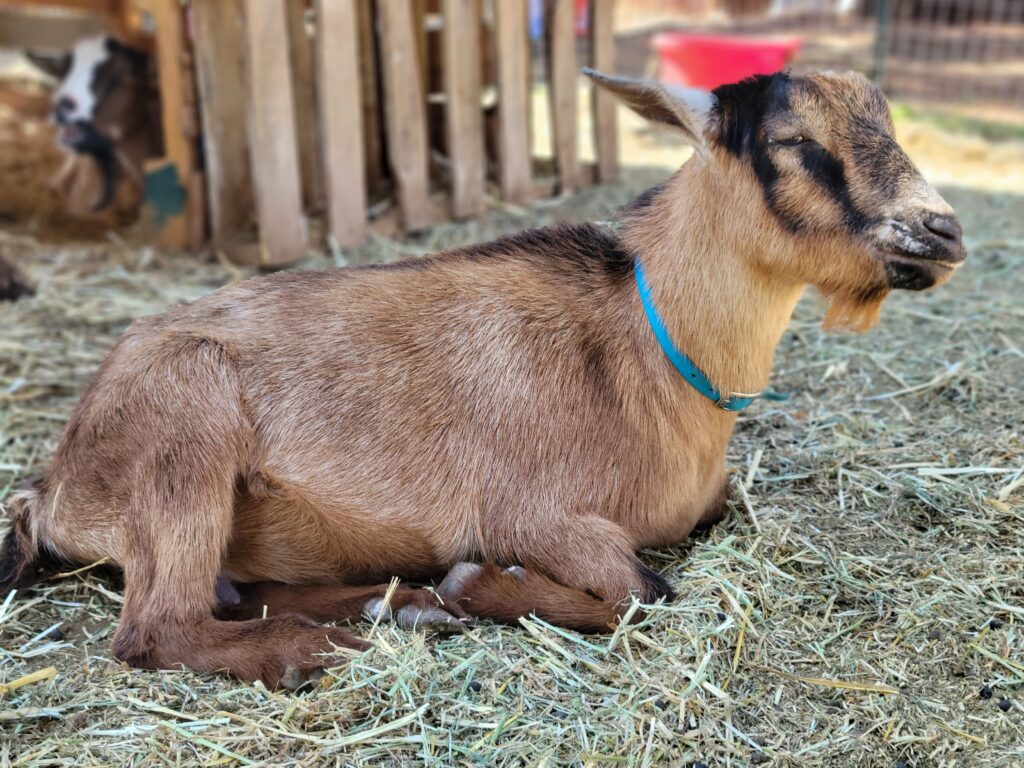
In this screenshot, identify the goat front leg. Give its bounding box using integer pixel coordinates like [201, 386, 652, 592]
[438, 515, 675, 633]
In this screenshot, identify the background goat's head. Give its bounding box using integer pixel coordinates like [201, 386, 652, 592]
[587, 68, 966, 331]
[28, 36, 151, 211]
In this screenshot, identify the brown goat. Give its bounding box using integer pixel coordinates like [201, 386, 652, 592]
[0, 69, 965, 687]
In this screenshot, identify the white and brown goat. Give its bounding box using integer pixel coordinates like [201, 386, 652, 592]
[28, 35, 160, 217]
[0, 69, 965, 686]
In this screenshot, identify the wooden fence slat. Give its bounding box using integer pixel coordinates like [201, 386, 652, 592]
[442, 0, 485, 218]
[287, 0, 322, 210]
[376, 0, 432, 231]
[494, 0, 531, 204]
[356, 0, 384, 195]
[192, 0, 252, 243]
[315, 0, 366, 247]
[242, 0, 307, 265]
[590, 0, 619, 182]
[150, 0, 196, 248]
[546, 0, 577, 193]
[412, 0, 429, 94]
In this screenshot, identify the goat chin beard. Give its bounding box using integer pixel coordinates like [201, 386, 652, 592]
[821, 290, 890, 333]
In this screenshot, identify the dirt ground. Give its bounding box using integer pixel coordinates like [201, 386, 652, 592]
[1, 105, 1023, 766]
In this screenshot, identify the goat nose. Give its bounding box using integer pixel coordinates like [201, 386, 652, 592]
[922, 213, 962, 243]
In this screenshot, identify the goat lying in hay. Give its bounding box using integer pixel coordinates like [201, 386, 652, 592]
[28, 35, 160, 218]
[0, 69, 965, 687]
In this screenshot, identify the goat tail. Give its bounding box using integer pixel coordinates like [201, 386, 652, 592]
[1, 483, 51, 593]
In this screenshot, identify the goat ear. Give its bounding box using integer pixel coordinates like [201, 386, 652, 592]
[105, 37, 149, 71]
[25, 50, 72, 80]
[583, 68, 713, 155]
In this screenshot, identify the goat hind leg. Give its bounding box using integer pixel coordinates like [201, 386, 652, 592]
[111, 455, 368, 686]
[217, 581, 471, 632]
[106, 340, 366, 686]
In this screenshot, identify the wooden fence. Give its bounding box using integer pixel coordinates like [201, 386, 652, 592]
[186, 0, 619, 266]
[1, 0, 618, 261]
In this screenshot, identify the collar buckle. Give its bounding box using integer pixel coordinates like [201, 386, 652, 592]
[717, 390, 761, 411]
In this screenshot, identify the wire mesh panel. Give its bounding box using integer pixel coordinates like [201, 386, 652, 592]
[610, 0, 1024, 118]
[881, 0, 1024, 109]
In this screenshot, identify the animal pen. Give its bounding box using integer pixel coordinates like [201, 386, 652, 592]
[1, 0, 621, 263]
[187, 0, 623, 267]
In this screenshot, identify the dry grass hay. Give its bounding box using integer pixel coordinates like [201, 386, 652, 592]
[1, 115, 1023, 766]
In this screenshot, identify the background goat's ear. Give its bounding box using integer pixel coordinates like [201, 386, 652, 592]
[106, 38, 149, 71]
[25, 50, 72, 80]
[582, 68, 713, 155]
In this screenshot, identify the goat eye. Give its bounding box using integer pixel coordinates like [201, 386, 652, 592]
[771, 135, 809, 147]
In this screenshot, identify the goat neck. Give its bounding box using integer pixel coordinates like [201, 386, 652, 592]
[620, 160, 805, 402]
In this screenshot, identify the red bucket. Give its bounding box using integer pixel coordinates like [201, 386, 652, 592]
[652, 33, 802, 90]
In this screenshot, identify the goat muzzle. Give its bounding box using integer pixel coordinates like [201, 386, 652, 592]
[871, 211, 966, 291]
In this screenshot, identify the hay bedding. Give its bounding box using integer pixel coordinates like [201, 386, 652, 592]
[1, 140, 1023, 767]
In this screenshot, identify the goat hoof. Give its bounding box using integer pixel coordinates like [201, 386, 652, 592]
[215, 575, 241, 606]
[364, 596, 393, 622]
[504, 566, 528, 582]
[279, 665, 322, 691]
[394, 604, 467, 634]
[436, 562, 483, 603]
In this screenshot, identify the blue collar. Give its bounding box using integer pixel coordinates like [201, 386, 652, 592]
[634, 260, 759, 412]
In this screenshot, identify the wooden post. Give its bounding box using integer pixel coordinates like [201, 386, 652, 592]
[242, 0, 307, 265]
[590, 0, 619, 182]
[442, 0, 485, 218]
[287, 0, 322, 210]
[192, 0, 253, 243]
[412, 0, 429, 94]
[356, 0, 384, 196]
[149, 0, 197, 248]
[376, 0, 432, 231]
[546, 0, 577, 193]
[493, 0, 531, 205]
[316, 0, 366, 247]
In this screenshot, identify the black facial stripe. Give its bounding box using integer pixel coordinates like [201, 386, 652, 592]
[751, 140, 805, 233]
[713, 72, 789, 157]
[798, 144, 870, 232]
[850, 122, 913, 202]
[714, 73, 812, 233]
